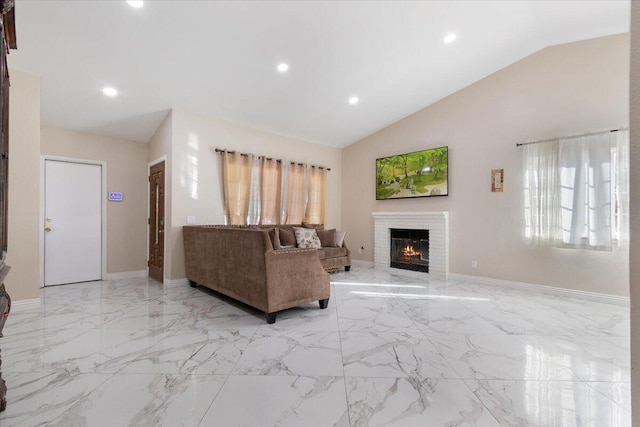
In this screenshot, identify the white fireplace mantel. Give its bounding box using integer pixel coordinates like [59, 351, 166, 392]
[372, 211, 449, 279]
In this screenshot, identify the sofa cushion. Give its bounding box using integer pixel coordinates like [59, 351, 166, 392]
[316, 229, 336, 247]
[278, 228, 297, 247]
[293, 227, 322, 249]
[302, 223, 324, 231]
[321, 247, 348, 258]
[335, 230, 347, 248]
[317, 249, 327, 260]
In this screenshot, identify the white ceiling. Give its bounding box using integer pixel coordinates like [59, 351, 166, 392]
[8, 1, 630, 148]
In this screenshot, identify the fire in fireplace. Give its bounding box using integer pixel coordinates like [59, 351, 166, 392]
[390, 228, 429, 273]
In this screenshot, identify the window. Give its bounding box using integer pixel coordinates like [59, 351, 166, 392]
[220, 151, 327, 225]
[523, 130, 629, 251]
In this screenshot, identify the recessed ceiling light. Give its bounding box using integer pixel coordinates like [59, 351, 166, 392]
[127, 0, 144, 8]
[348, 96, 359, 105]
[444, 33, 457, 44]
[277, 63, 289, 72]
[102, 87, 118, 97]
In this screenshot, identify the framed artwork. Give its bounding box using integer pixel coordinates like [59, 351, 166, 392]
[491, 169, 504, 192]
[376, 146, 448, 200]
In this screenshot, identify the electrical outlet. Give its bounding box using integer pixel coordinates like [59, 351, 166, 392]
[187, 216, 196, 225]
[471, 260, 477, 268]
[359, 246, 364, 254]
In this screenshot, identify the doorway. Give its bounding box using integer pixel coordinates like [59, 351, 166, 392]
[148, 160, 165, 282]
[43, 159, 104, 286]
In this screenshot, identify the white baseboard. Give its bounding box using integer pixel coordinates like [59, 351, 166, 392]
[351, 259, 374, 269]
[104, 270, 148, 280]
[448, 273, 629, 307]
[165, 278, 190, 287]
[11, 298, 41, 311]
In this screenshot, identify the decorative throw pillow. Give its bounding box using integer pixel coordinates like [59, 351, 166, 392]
[335, 230, 347, 248]
[293, 227, 322, 249]
[278, 228, 297, 247]
[316, 229, 337, 247]
[268, 228, 277, 249]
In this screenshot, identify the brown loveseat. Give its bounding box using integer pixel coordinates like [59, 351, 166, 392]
[183, 226, 332, 323]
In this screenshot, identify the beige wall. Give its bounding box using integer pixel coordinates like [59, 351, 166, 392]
[148, 111, 172, 282]
[343, 34, 630, 296]
[629, 1, 639, 424]
[41, 127, 148, 274]
[6, 70, 41, 300]
[167, 109, 342, 280]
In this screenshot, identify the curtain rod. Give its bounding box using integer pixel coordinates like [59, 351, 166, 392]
[516, 127, 628, 147]
[211, 148, 331, 171]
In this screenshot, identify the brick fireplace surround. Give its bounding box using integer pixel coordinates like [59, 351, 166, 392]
[372, 211, 449, 279]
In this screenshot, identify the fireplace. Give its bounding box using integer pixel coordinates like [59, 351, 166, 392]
[390, 228, 429, 273]
[373, 212, 448, 278]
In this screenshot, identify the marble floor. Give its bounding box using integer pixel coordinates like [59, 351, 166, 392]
[0, 267, 630, 426]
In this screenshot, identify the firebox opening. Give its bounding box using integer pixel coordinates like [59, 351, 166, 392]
[390, 228, 429, 273]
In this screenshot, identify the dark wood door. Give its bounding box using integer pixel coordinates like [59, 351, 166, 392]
[148, 161, 165, 282]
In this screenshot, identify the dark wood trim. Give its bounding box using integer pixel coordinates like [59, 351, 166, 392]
[2, 6, 15, 49]
[0, 0, 16, 412]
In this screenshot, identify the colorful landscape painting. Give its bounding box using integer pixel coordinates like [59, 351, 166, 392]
[376, 146, 448, 200]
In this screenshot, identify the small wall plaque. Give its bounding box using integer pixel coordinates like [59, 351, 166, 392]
[108, 192, 123, 201]
[491, 169, 504, 192]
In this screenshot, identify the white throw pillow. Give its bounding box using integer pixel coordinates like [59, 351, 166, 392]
[335, 230, 347, 247]
[292, 227, 322, 249]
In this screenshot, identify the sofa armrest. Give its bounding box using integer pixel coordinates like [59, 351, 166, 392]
[264, 248, 330, 313]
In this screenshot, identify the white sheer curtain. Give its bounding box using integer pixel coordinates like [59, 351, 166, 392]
[247, 156, 262, 225]
[614, 130, 630, 245]
[558, 133, 613, 249]
[524, 141, 561, 245]
[523, 130, 629, 251]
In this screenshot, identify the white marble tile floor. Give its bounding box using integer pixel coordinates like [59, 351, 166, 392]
[0, 267, 630, 426]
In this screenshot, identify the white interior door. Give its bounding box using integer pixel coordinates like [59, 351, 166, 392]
[44, 160, 102, 286]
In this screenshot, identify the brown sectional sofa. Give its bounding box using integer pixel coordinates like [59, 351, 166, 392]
[183, 225, 348, 323]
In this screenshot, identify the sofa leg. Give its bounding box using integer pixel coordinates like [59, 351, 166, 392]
[188, 280, 197, 288]
[266, 313, 277, 324]
[345, 265, 351, 272]
[319, 298, 329, 309]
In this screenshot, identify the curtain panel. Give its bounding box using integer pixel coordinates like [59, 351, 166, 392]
[305, 166, 327, 224]
[523, 141, 561, 246]
[247, 155, 262, 225]
[284, 163, 307, 224]
[260, 158, 281, 225]
[558, 134, 612, 249]
[222, 151, 252, 225]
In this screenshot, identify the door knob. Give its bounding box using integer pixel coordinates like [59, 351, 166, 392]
[45, 227, 52, 232]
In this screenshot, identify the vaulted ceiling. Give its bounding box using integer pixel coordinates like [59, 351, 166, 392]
[8, 1, 630, 147]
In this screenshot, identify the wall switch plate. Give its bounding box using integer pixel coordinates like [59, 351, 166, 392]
[187, 216, 196, 225]
[471, 260, 477, 268]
